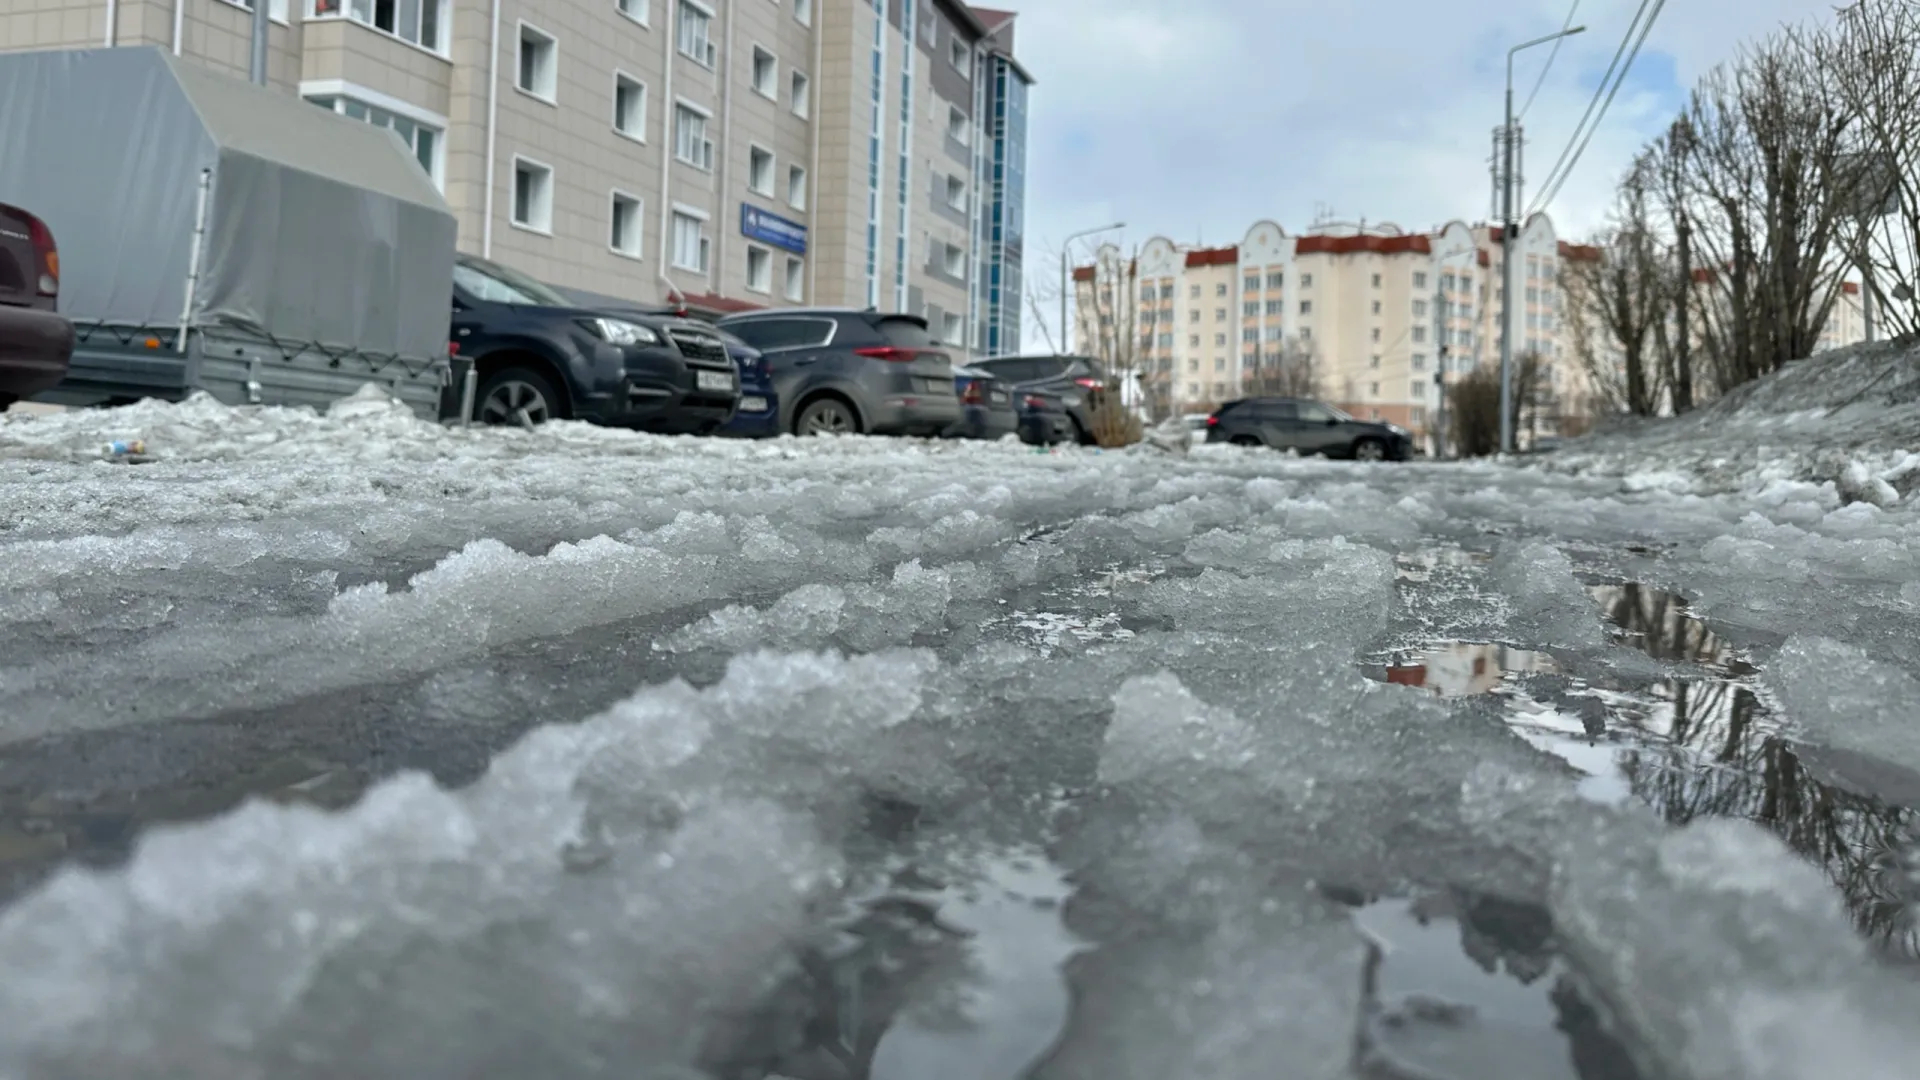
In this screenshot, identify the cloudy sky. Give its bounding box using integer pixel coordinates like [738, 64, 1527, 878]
[1008, 0, 1848, 342]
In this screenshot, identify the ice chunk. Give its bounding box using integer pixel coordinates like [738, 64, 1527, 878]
[1767, 636, 1920, 771]
[1550, 817, 1920, 1080]
[1487, 539, 1605, 647]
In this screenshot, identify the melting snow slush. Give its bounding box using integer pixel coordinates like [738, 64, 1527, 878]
[1, 392, 1920, 1078]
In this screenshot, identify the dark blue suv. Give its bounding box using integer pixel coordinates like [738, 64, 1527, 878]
[447, 255, 738, 433]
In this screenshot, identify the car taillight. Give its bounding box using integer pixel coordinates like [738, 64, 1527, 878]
[1073, 377, 1102, 390]
[853, 346, 921, 362]
[448, 340, 460, 355]
[1022, 394, 1048, 410]
[960, 380, 984, 405]
[26, 213, 56, 297]
[1206, 415, 1219, 426]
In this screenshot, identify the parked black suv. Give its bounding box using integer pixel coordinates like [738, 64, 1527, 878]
[714, 308, 959, 437]
[1205, 397, 1413, 461]
[966, 354, 1108, 445]
[448, 254, 738, 432]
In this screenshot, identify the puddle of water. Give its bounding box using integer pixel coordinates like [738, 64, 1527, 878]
[754, 845, 1086, 1080]
[1395, 548, 1492, 583]
[1587, 583, 1756, 675]
[1352, 890, 1644, 1080]
[1373, 641, 1557, 698]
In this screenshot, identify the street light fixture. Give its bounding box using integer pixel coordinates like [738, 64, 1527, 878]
[1499, 24, 1585, 454]
[1060, 222, 1125, 354]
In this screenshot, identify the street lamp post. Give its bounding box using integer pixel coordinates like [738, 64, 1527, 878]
[1500, 25, 1585, 453]
[1060, 222, 1125, 354]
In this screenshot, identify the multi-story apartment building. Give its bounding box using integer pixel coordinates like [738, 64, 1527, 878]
[1, 0, 1029, 353]
[1073, 213, 1623, 444]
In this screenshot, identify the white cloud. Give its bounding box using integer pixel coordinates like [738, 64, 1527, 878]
[1011, 0, 1850, 343]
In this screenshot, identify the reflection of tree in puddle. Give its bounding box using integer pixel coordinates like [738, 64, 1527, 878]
[1587, 583, 1756, 675]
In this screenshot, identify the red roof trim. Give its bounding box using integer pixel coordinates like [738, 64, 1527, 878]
[1294, 233, 1431, 256]
[1558, 242, 1602, 263]
[677, 291, 764, 314]
[1843, 280, 1861, 295]
[1071, 266, 1095, 282]
[1184, 245, 1239, 267]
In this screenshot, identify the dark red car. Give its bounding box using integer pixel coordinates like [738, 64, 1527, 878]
[0, 201, 75, 411]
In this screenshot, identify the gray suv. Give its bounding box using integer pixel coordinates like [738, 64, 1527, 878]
[715, 308, 960, 437]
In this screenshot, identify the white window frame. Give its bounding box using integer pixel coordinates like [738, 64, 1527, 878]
[745, 243, 774, 294]
[946, 105, 968, 145]
[673, 98, 715, 171]
[609, 189, 644, 258]
[510, 154, 554, 235]
[515, 21, 559, 104]
[942, 241, 964, 278]
[784, 256, 804, 301]
[747, 144, 776, 197]
[789, 69, 810, 118]
[670, 203, 710, 273]
[949, 36, 968, 74]
[228, 0, 290, 23]
[677, 0, 717, 68]
[611, 71, 648, 142]
[784, 164, 808, 211]
[793, 0, 811, 27]
[944, 173, 965, 210]
[750, 44, 778, 100]
[308, 0, 450, 55]
[300, 80, 448, 189]
[615, 0, 650, 27]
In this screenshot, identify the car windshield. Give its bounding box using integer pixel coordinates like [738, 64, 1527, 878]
[1298, 402, 1351, 423]
[454, 258, 572, 307]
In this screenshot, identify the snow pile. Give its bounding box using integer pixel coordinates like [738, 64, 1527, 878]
[1542, 338, 1920, 501]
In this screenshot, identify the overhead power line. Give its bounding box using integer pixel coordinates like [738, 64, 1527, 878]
[1523, 0, 1656, 217]
[1518, 0, 1584, 121]
[1531, 0, 1668, 214]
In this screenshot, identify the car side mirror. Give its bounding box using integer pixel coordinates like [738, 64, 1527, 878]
[1326, 416, 1338, 426]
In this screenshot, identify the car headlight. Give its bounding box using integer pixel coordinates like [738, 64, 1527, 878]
[579, 317, 661, 347]
[1386, 423, 1409, 436]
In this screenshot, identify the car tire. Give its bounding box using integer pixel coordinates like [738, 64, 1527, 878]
[794, 396, 860, 437]
[474, 367, 563, 428]
[1352, 437, 1387, 462]
[0, 393, 15, 412]
[1069, 413, 1094, 445]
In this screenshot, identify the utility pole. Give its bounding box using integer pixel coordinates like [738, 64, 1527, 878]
[1059, 222, 1124, 355]
[1670, 119, 1693, 414]
[1501, 26, 1585, 454]
[250, 0, 270, 84]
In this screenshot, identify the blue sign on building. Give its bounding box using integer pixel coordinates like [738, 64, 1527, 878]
[740, 204, 807, 255]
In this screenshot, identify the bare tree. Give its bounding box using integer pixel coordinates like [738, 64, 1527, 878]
[1562, 155, 1671, 416]
[1816, 0, 1920, 337]
[1242, 335, 1322, 399]
[1678, 34, 1854, 391]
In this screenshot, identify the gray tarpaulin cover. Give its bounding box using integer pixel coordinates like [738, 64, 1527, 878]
[0, 46, 455, 362]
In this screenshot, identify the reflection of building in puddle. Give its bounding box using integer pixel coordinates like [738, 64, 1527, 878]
[1381, 642, 1557, 698]
[1588, 583, 1756, 675]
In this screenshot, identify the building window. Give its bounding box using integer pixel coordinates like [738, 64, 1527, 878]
[790, 70, 810, 117]
[748, 145, 775, 195]
[1158, 332, 1172, 348]
[1369, 355, 1381, 369]
[1300, 273, 1313, 287]
[946, 105, 969, 144]
[1214, 283, 1227, 296]
[1301, 327, 1312, 340]
[1214, 308, 1226, 321]
[1411, 406, 1426, 424]
[1412, 326, 1427, 343]
[307, 94, 443, 187]
[794, 0, 811, 25]
[1411, 353, 1428, 371]
[609, 191, 643, 256]
[1370, 327, 1381, 342]
[745, 244, 773, 293]
[671, 209, 709, 271]
[1213, 333, 1226, 346]
[511, 157, 553, 232]
[312, 0, 444, 54]
[1412, 299, 1427, 317]
[1244, 275, 1258, 291]
[1243, 301, 1257, 316]
[751, 46, 777, 98]
[1369, 381, 1380, 396]
[942, 311, 963, 343]
[1189, 284, 1201, 298]
[1299, 300, 1311, 315]
[1264, 300, 1281, 315]
[1412, 380, 1427, 400]
[1267, 270, 1283, 288]
[788, 165, 808, 210]
[674, 102, 714, 169]
[1189, 308, 1200, 322]
[1213, 381, 1226, 397]
[1214, 357, 1226, 370]
[785, 256, 805, 301]
[1188, 334, 1200, 347]
[616, 0, 649, 25]
[1413, 271, 1427, 288]
[1371, 300, 1382, 315]
[945, 174, 965, 209]
[943, 241, 965, 277]
[1371, 273, 1382, 288]
[516, 23, 558, 101]
[950, 36, 969, 72]
[612, 73, 647, 140]
[1242, 327, 1257, 342]
[677, 0, 715, 66]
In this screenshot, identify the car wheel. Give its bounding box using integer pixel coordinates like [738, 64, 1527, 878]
[1353, 437, 1387, 462]
[475, 368, 562, 428]
[795, 397, 858, 436]
[0, 393, 15, 412]
[1230, 434, 1261, 448]
[1069, 414, 1094, 445]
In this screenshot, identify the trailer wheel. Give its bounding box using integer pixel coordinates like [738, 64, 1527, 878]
[474, 367, 562, 428]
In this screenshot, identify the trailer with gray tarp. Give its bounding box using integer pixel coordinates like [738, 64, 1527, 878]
[0, 46, 457, 416]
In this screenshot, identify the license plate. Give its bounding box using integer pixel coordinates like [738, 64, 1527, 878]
[739, 395, 768, 412]
[696, 370, 733, 392]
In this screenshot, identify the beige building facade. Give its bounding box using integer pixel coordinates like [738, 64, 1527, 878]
[2, 0, 1027, 347]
